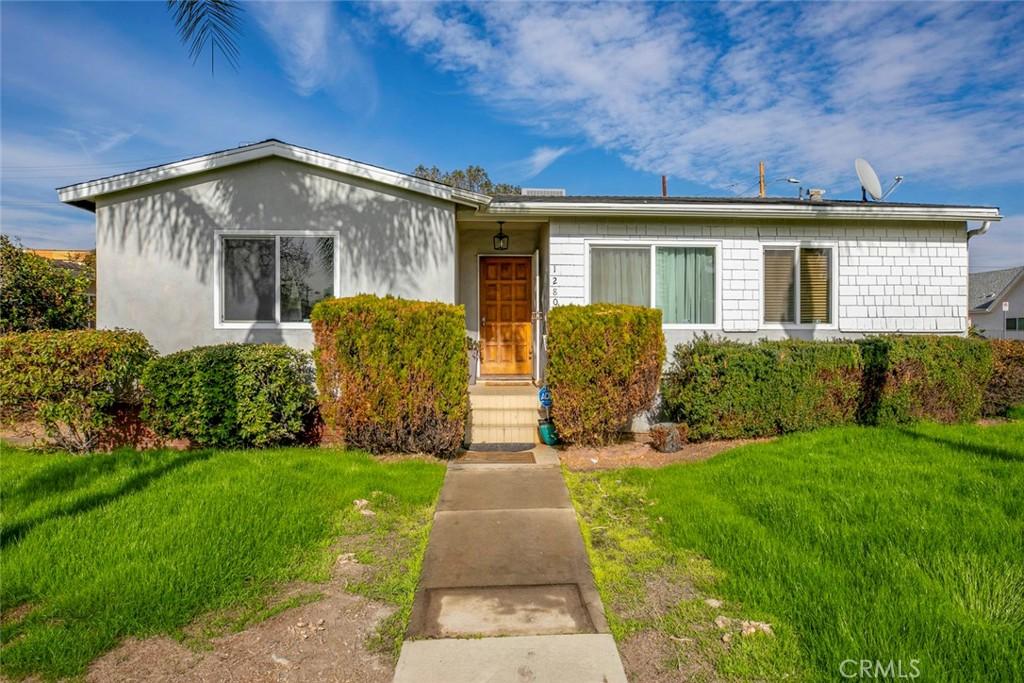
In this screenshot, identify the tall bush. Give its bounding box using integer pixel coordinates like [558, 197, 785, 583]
[546, 304, 664, 446]
[311, 295, 468, 456]
[858, 335, 993, 425]
[141, 344, 316, 448]
[0, 329, 155, 452]
[0, 235, 94, 332]
[982, 340, 1024, 417]
[662, 337, 863, 441]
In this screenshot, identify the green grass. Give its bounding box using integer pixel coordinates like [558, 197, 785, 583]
[0, 445, 444, 680]
[567, 421, 1024, 682]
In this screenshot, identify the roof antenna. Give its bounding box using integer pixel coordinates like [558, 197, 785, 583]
[661, 175, 668, 197]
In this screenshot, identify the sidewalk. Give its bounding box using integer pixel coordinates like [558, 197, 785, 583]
[393, 446, 626, 683]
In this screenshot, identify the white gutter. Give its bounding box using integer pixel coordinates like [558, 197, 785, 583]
[966, 220, 991, 240]
[476, 201, 1002, 223]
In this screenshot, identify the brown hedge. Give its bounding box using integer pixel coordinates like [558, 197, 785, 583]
[984, 339, 1024, 417]
[546, 304, 664, 446]
[311, 295, 468, 457]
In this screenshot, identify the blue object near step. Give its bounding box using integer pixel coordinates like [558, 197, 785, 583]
[538, 386, 553, 409]
[538, 420, 559, 446]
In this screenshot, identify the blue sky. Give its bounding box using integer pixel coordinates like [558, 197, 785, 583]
[1, 1, 1021, 271]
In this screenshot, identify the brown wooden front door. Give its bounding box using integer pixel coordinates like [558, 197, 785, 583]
[479, 256, 533, 376]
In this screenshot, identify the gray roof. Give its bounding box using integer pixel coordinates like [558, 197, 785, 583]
[969, 266, 1024, 311]
[490, 194, 998, 211]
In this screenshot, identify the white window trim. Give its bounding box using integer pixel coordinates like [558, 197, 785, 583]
[213, 229, 341, 330]
[759, 241, 839, 330]
[583, 238, 722, 330]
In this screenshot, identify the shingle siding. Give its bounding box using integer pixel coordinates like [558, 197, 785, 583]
[546, 218, 968, 342]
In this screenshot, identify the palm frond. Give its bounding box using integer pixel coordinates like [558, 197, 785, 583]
[167, 0, 243, 73]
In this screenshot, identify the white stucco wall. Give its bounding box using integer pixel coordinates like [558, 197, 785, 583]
[95, 157, 458, 353]
[546, 217, 969, 347]
[970, 277, 1024, 340]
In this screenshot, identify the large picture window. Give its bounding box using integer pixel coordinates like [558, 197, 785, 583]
[762, 246, 833, 325]
[220, 233, 337, 325]
[589, 243, 717, 326]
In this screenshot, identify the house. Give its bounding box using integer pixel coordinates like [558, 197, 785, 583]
[969, 266, 1024, 339]
[58, 139, 1002, 385]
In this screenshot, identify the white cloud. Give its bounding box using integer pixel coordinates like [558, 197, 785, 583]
[250, 2, 378, 111]
[514, 145, 572, 179]
[377, 2, 1024, 193]
[969, 215, 1024, 272]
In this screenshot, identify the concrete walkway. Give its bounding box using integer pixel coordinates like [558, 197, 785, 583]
[394, 446, 626, 683]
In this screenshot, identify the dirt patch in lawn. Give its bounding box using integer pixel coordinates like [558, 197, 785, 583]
[619, 629, 718, 683]
[559, 437, 771, 471]
[87, 553, 396, 683]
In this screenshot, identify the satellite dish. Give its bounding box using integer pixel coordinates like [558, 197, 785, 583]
[855, 158, 883, 201]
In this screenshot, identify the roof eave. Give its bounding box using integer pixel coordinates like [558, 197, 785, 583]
[56, 140, 491, 210]
[477, 201, 1002, 222]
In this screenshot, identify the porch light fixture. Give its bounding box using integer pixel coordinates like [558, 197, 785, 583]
[493, 221, 509, 251]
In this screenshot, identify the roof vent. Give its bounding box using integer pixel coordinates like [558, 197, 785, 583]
[807, 188, 826, 202]
[521, 187, 566, 197]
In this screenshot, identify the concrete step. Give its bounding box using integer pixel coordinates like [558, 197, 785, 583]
[394, 634, 627, 683]
[467, 425, 538, 445]
[469, 392, 539, 410]
[468, 407, 541, 427]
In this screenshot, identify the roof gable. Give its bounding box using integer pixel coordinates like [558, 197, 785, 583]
[57, 139, 491, 211]
[969, 266, 1024, 312]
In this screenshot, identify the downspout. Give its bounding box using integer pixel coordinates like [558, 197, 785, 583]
[966, 220, 991, 240]
[964, 221, 991, 338]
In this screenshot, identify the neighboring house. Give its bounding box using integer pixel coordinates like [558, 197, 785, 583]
[57, 140, 1002, 385]
[969, 266, 1024, 339]
[25, 249, 97, 303]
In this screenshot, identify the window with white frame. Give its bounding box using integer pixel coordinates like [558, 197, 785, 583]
[220, 234, 336, 324]
[589, 244, 716, 325]
[763, 246, 833, 325]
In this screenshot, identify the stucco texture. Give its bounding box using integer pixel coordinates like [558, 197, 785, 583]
[95, 157, 458, 353]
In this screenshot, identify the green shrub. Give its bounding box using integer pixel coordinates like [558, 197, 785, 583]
[982, 340, 1024, 417]
[858, 335, 993, 425]
[141, 344, 316, 448]
[662, 337, 863, 441]
[0, 235, 94, 332]
[311, 295, 468, 456]
[546, 304, 664, 446]
[0, 329, 155, 452]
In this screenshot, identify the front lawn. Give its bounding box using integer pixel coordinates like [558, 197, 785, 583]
[567, 421, 1024, 682]
[0, 446, 445, 680]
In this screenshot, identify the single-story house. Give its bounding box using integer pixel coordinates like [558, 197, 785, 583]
[58, 139, 1002, 386]
[969, 266, 1024, 339]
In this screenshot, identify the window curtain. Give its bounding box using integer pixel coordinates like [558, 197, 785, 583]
[800, 248, 831, 324]
[763, 248, 796, 323]
[656, 247, 715, 324]
[590, 248, 650, 306]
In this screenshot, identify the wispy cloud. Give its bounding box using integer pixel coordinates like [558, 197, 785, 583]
[378, 2, 1024, 193]
[250, 2, 378, 112]
[514, 145, 572, 179]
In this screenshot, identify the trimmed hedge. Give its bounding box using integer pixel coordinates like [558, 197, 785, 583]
[858, 336, 993, 425]
[984, 340, 1024, 416]
[311, 295, 468, 456]
[141, 344, 317, 448]
[0, 329, 155, 452]
[546, 304, 664, 446]
[662, 337, 863, 441]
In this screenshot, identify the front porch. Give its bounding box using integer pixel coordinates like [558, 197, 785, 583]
[457, 219, 550, 384]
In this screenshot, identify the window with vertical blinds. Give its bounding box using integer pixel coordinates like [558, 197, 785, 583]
[763, 248, 796, 323]
[762, 246, 833, 325]
[799, 248, 831, 324]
